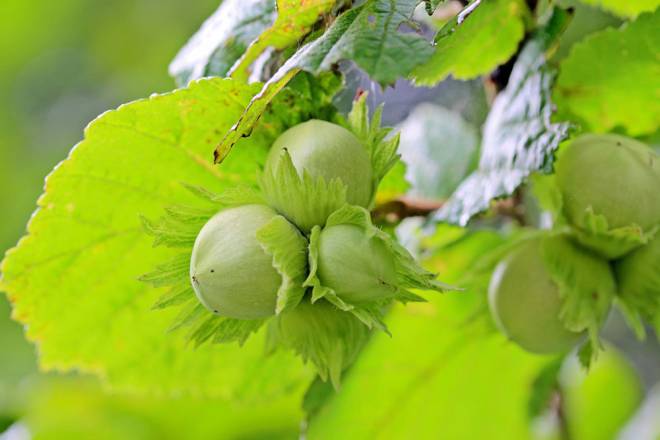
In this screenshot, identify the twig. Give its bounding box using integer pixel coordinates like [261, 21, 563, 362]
[371, 196, 444, 224]
[371, 194, 527, 225]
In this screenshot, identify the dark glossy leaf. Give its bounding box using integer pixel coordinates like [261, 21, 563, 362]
[435, 9, 572, 225]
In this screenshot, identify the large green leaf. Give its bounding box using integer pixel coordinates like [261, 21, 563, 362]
[0, 78, 314, 397]
[554, 10, 660, 136]
[578, 0, 660, 18]
[435, 10, 571, 225]
[307, 232, 549, 439]
[169, 0, 276, 85]
[214, 0, 434, 162]
[412, 0, 529, 86]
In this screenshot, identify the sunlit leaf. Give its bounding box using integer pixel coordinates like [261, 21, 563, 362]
[413, 0, 529, 86]
[214, 0, 433, 162]
[578, 0, 660, 18]
[0, 78, 315, 397]
[554, 10, 660, 136]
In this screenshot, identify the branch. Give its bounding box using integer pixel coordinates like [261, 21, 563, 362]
[371, 194, 526, 225]
[371, 196, 444, 224]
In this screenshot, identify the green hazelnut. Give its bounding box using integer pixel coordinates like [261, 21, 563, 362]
[488, 238, 586, 354]
[190, 204, 282, 319]
[556, 134, 660, 232]
[316, 224, 398, 304]
[265, 119, 373, 208]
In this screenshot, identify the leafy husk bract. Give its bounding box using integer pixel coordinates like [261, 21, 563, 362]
[539, 232, 616, 366]
[270, 298, 370, 390]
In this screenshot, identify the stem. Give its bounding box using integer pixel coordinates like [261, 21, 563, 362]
[371, 194, 526, 225]
[553, 388, 572, 440]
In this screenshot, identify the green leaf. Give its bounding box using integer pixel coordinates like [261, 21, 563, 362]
[256, 215, 308, 314]
[169, 0, 277, 85]
[0, 78, 314, 397]
[435, 11, 572, 225]
[398, 103, 479, 199]
[307, 295, 549, 438]
[286, 0, 434, 86]
[412, 0, 529, 86]
[230, 0, 339, 81]
[554, 10, 660, 136]
[578, 0, 660, 18]
[306, 232, 585, 437]
[214, 0, 433, 162]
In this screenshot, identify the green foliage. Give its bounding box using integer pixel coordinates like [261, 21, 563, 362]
[2, 0, 659, 436]
[169, 0, 276, 85]
[398, 103, 479, 199]
[413, 0, 530, 85]
[578, 0, 660, 18]
[230, 0, 338, 81]
[170, 0, 339, 85]
[307, 233, 549, 438]
[0, 78, 314, 397]
[435, 10, 572, 225]
[555, 9, 660, 136]
[214, 0, 432, 162]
